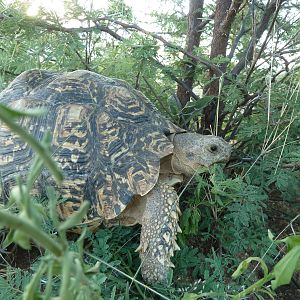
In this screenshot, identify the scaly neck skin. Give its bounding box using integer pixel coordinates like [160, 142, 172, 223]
[159, 154, 184, 186]
[171, 151, 197, 177]
[166, 133, 198, 176]
[170, 133, 199, 177]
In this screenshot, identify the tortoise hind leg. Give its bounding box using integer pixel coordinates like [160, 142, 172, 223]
[137, 182, 181, 284]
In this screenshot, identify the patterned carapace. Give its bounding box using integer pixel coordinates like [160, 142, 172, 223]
[0, 70, 184, 220]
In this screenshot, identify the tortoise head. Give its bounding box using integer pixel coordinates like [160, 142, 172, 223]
[171, 133, 231, 177]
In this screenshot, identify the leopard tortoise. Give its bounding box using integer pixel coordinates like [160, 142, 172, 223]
[0, 70, 231, 284]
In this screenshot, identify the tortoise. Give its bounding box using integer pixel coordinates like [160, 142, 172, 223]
[0, 70, 231, 284]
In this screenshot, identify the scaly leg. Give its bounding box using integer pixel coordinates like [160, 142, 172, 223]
[136, 181, 181, 284]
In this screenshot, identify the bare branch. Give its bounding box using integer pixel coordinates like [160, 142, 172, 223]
[223, 58, 299, 138]
[227, 7, 251, 60]
[1, 14, 125, 41]
[0, 69, 19, 77]
[196, 13, 215, 32]
[276, 28, 300, 53]
[151, 57, 200, 102]
[73, 49, 92, 71]
[232, 0, 287, 76]
[245, 0, 285, 82]
[1, 12, 223, 76]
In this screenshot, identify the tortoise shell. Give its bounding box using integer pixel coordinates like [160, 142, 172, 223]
[0, 70, 184, 220]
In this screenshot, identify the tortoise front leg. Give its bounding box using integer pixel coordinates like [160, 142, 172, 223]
[136, 181, 181, 284]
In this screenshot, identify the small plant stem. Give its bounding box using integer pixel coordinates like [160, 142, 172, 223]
[0, 210, 63, 257]
[44, 261, 54, 300]
[119, 256, 145, 297]
[23, 261, 47, 300]
[59, 252, 72, 300]
[232, 273, 274, 300]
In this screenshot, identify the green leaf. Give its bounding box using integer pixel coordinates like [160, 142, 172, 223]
[271, 245, 300, 289]
[2, 229, 16, 249]
[0, 209, 63, 256]
[59, 252, 73, 300]
[279, 235, 300, 252]
[0, 103, 46, 118]
[46, 186, 60, 228]
[260, 286, 276, 300]
[110, 286, 117, 300]
[182, 96, 214, 122]
[77, 227, 87, 257]
[9, 185, 28, 206]
[183, 208, 202, 235]
[181, 293, 200, 300]
[26, 131, 53, 189]
[23, 262, 46, 300]
[85, 262, 101, 275]
[268, 229, 275, 241]
[182, 96, 213, 112]
[58, 201, 90, 232]
[232, 257, 268, 279]
[13, 229, 32, 250]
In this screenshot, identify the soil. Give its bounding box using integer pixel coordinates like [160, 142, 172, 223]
[1, 243, 42, 270]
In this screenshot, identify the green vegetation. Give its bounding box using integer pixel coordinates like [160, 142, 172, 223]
[0, 0, 299, 299]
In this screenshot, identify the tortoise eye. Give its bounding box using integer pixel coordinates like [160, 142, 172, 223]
[209, 145, 218, 153]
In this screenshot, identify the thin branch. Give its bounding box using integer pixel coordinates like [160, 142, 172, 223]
[0, 69, 19, 77]
[232, 0, 287, 76]
[58, 18, 201, 102]
[151, 57, 200, 102]
[228, 7, 251, 60]
[96, 16, 223, 76]
[222, 0, 245, 31]
[142, 76, 173, 119]
[73, 49, 92, 71]
[196, 13, 215, 32]
[0, 13, 215, 101]
[245, 0, 284, 83]
[1, 14, 125, 41]
[276, 64, 300, 84]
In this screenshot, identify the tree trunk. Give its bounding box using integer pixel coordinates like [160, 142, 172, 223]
[176, 0, 204, 108]
[202, 0, 243, 134]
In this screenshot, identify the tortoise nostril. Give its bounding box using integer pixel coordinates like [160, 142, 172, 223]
[210, 145, 218, 152]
